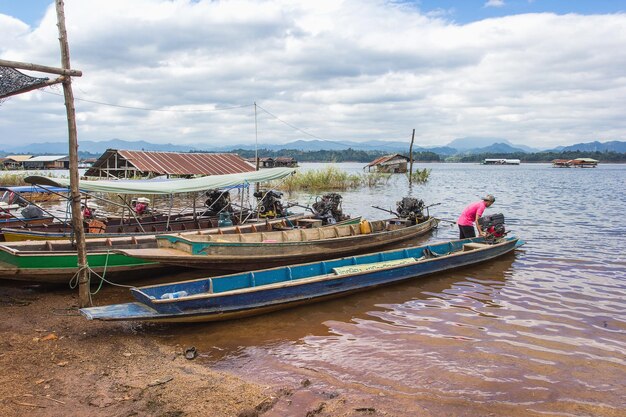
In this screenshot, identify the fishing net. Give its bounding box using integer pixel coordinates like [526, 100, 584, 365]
[0, 66, 50, 101]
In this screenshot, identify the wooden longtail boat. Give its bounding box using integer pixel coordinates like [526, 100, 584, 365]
[0, 186, 64, 230]
[80, 236, 524, 323]
[118, 217, 438, 271]
[0, 210, 249, 242]
[0, 216, 308, 284]
[0, 215, 54, 230]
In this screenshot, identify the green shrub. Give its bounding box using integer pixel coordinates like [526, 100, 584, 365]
[407, 168, 431, 184]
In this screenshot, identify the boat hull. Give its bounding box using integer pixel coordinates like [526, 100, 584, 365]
[0, 249, 161, 284]
[0, 215, 310, 284]
[81, 237, 523, 322]
[120, 218, 438, 271]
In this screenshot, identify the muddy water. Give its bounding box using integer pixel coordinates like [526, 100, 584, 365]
[37, 163, 626, 415]
[99, 162, 621, 416]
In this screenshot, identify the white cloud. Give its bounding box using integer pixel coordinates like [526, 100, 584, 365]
[485, 0, 506, 8]
[1, 0, 625, 149]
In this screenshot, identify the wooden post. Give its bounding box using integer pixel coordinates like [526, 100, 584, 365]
[56, 0, 89, 307]
[254, 102, 260, 195]
[409, 128, 415, 186]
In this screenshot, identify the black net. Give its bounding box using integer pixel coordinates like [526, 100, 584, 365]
[0, 66, 49, 100]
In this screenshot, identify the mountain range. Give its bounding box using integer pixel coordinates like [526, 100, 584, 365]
[1, 138, 624, 156]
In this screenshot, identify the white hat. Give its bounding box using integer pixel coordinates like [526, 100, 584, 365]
[137, 197, 150, 204]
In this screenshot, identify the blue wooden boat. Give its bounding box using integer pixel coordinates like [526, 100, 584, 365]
[80, 236, 524, 323]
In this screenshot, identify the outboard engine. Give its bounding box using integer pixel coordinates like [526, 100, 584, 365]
[204, 190, 232, 215]
[478, 213, 507, 243]
[312, 193, 347, 225]
[396, 197, 427, 225]
[21, 204, 45, 219]
[254, 190, 287, 218]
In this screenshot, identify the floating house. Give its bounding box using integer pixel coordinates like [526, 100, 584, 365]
[245, 156, 298, 169]
[482, 158, 521, 165]
[2, 155, 33, 169]
[23, 155, 69, 170]
[364, 154, 410, 173]
[84, 149, 255, 178]
[552, 159, 571, 168]
[274, 157, 298, 167]
[552, 158, 598, 168]
[569, 158, 598, 168]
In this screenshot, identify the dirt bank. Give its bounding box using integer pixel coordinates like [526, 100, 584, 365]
[0, 284, 273, 417]
[0, 284, 398, 417]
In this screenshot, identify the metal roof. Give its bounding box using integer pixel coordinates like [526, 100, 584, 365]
[365, 154, 409, 168]
[25, 155, 68, 162]
[5, 155, 33, 161]
[86, 149, 255, 176]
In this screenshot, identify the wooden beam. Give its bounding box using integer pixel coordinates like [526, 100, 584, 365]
[0, 58, 82, 77]
[0, 76, 65, 100]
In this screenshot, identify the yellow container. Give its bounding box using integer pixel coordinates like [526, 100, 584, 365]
[359, 219, 371, 234]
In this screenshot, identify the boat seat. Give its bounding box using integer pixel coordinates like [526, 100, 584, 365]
[462, 243, 490, 251]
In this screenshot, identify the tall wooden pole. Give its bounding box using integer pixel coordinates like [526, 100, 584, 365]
[409, 128, 415, 186]
[254, 102, 260, 193]
[56, 0, 89, 307]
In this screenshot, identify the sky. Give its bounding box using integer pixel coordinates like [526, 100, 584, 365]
[1, 0, 625, 150]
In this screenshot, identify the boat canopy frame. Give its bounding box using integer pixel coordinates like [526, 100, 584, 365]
[24, 167, 296, 195]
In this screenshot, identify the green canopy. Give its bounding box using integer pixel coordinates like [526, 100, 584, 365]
[25, 167, 296, 195]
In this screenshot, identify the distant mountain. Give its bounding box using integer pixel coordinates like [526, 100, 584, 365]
[2, 139, 200, 155]
[4, 138, 623, 158]
[547, 140, 626, 153]
[464, 142, 529, 154]
[211, 139, 414, 153]
[447, 137, 538, 153]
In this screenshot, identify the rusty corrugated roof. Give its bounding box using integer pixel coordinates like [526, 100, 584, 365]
[365, 154, 408, 168]
[86, 149, 255, 176]
[118, 150, 255, 175]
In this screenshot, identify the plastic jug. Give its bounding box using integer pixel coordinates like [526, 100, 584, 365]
[218, 212, 233, 228]
[160, 291, 188, 300]
[359, 219, 371, 234]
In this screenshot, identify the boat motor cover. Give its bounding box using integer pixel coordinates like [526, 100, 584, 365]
[21, 204, 46, 219]
[478, 213, 505, 229]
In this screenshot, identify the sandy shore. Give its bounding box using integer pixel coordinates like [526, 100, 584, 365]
[0, 284, 399, 417]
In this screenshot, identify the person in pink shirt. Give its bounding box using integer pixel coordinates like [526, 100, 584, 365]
[457, 194, 495, 239]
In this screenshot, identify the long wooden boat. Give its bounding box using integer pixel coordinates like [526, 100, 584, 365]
[0, 215, 54, 230]
[0, 215, 309, 284]
[118, 217, 438, 271]
[0, 210, 249, 242]
[0, 186, 62, 230]
[80, 236, 524, 323]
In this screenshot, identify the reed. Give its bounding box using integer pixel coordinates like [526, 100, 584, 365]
[362, 172, 392, 187]
[0, 173, 28, 186]
[273, 166, 396, 192]
[276, 166, 362, 192]
[407, 168, 431, 183]
[0, 171, 65, 186]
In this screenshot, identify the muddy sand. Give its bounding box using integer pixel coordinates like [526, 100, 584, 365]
[0, 284, 400, 417]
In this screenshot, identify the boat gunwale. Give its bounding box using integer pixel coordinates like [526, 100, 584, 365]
[159, 217, 437, 248]
[136, 236, 518, 304]
[0, 214, 309, 254]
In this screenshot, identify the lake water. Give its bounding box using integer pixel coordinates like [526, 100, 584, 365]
[16, 162, 626, 415]
[138, 162, 624, 416]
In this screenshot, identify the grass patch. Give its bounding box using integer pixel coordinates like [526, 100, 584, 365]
[0, 171, 63, 186]
[274, 166, 393, 192]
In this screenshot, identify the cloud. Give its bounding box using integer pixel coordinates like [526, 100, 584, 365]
[1, 0, 625, 149]
[485, 0, 505, 8]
